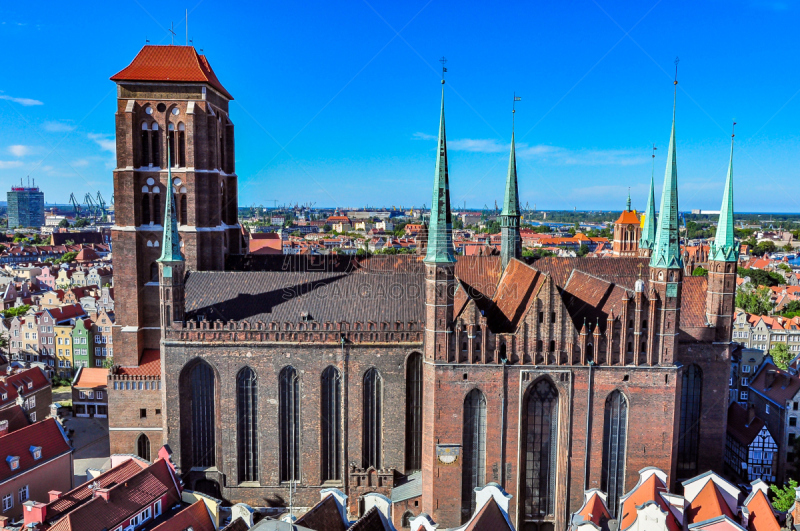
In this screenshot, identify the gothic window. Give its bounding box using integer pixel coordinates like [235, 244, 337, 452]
[237, 367, 258, 483]
[141, 193, 151, 225]
[677, 364, 703, 478]
[461, 389, 486, 522]
[586, 343, 594, 362]
[522, 378, 559, 520]
[140, 122, 150, 166]
[180, 194, 188, 226]
[362, 368, 383, 468]
[152, 189, 161, 225]
[321, 366, 341, 482]
[189, 360, 215, 468]
[405, 353, 423, 472]
[601, 390, 628, 517]
[150, 262, 158, 282]
[279, 366, 300, 482]
[401, 511, 413, 528]
[151, 122, 160, 167]
[549, 340, 555, 352]
[136, 433, 150, 462]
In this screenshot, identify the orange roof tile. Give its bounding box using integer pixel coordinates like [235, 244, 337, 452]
[686, 480, 735, 524]
[744, 489, 780, 531]
[621, 473, 680, 531]
[577, 492, 611, 526]
[150, 500, 215, 531]
[117, 349, 161, 377]
[616, 210, 640, 225]
[74, 368, 108, 389]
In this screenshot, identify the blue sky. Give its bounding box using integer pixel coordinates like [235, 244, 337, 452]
[1, 0, 800, 212]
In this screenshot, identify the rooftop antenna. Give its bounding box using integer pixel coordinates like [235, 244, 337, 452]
[168, 22, 177, 45]
[651, 143, 657, 179]
[185, 9, 188, 46]
[439, 56, 447, 83]
[145, 36, 150, 44]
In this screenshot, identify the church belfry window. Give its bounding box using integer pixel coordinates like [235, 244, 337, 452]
[136, 433, 150, 462]
[677, 364, 703, 478]
[189, 361, 215, 468]
[141, 192, 151, 225]
[279, 366, 300, 482]
[168, 122, 186, 168]
[601, 390, 628, 517]
[321, 366, 341, 482]
[362, 368, 383, 468]
[405, 353, 423, 472]
[461, 389, 486, 522]
[237, 367, 258, 483]
[522, 378, 559, 521]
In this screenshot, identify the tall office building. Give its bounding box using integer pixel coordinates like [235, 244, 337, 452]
[7, 185, 45, 228]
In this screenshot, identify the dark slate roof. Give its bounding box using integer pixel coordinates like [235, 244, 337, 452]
[391, 471, 422, 502]
[221, 518, 251, 531]
[348, 507, 390, 531]
[463, 497, 514, 531]
[294, 495, 347, 531]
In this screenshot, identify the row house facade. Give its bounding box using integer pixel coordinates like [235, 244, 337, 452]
[0, 368, 52, 427]
[733, 311, 800, 353]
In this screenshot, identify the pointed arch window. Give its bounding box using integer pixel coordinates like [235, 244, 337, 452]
[461, 389, 486, 522]
[151, 122, 160, 167]
[601, 390, 628, 517]
[152, 188, 161, 225]
[136, 433, 150, 462]
[279, 366, 300, 482]
[677, 364, 703, 478]
[140, 122, 151, 167]
[405, 353, 423, 472]
[522, 378, 559, 520]
[321, 366, 341, 482]
[237, 367, 258, 483]
[180, 194, 188, 226]
[362, 368, 383, 468]
[141, 193, 151, 225]
[189, 361, 215, 468]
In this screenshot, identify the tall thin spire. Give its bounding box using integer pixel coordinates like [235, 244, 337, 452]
[639, 145, 657, 251]
[626, 188, 631, 211]
[650, 61, 682, 270]
[158, 146, 183, 263]
[500, 93, 522, 269]
[710, 122, 738, 262]
[424, 76, 456, 264]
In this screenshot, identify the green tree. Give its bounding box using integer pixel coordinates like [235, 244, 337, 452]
[770, 343, 794, 370]
[738, 267, 785, 287]
[769, 479, 798, 512]
[692, 267, 708, 277]
[57, 218, 70, 228]
[57, 251, 78, 264]
[735, 286, 773, 315]
[73, 218, 90, 228]
[783, 243, 794, 253]
[322, 224, 332, 233]
[754, 240, 777, 257]
[577, 244, 590, 257]
[452, 217, 464, 230]
[778, 263, 792, 272]
[291, 231, 302, 237]
[3, 305, 31, 318]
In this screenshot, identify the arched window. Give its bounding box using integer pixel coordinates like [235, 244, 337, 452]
[586, 343, 594, 362]
[522, 378, 559, 520]
[321, 366, 341, 482]
[178, 122, 186, 167]
[279, 366, 300, 482]
[601, 391, 628, 517]
[401, 511, 414, 528]
[151, 122, 161, 167]
[180, 194, 188, 226]
[677, 364, 703, 478]
[141, 193, 150, 225]
[150, 262, 158, 282]
[405, 353, 423, 472]
[136, 433, 150, 462]
[362, 368, 383, 468]
[152, 189, 161, 225]
[461, 389, 486, 522]
[140, 122, 151, 166]
[237, 367, 258, 483]
[188, 360, 215, 468]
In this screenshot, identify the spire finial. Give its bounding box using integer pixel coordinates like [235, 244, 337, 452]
[439, 56, 447, 84]
[710, 120, 738, 263]
[512, 92, 521, 130]
[627, 187, 631, 212]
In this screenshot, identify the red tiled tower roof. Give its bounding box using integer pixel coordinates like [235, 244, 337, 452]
[111, 45, 233, 100]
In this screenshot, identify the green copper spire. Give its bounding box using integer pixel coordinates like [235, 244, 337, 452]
[626, 189, 631, 212]
[500, 97, 522, 269]
[650, 84, 682, 270]
[709, 124, 738, 262]
[157, 146, 183, 263]
[424, 80, 456, 264]
[639, 150, 657, 251]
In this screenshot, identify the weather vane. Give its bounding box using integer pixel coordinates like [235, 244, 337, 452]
[732, 121, 736, 138]
[513, 93, 521, 128]
[439, 56, 447, 83]
[674, 56, 680, 85]
[168, 22, 177, 45]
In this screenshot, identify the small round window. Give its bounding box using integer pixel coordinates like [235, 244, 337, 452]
[146, 178, 155, 186]
[156, 103, 167, 113]
[144, 106, 153, 115]
[173, 177, 182, 186]
[171, 108, 180, 116]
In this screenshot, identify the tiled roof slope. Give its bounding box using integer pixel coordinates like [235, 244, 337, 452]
[744, 489, 780, 531]
[463, 496, 514, 531]
[562, 270, 630, 330]
[348, 506, 389, 531]
[221, 518, 251, 531]
[74, 368, 108, 388]
[726, 403, 766, 447]
[48, 458, 180, 531]
[750, 361, 800, 405]
[0, 367, 49, 409]
[294, 494, 348, 531]
[150, 500, 215, 531]
[486, 259, 545, 333]
[576, 491, 611, 528]
[685, 480, 735, 524]
[117, 349, 161, 376]
[111, 45, 233, 99]
[0, 404, 31, 433]
[0, 417, 71, 483]
[46, 458, 148, 521]
[620, 473, 681, 531]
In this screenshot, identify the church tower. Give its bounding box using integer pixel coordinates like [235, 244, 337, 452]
[706, 126, 738, 342]
[108, 45, 238, 455]
[612, 191, 641, 256]
[500, 104, 521, 269]
[421, 77, 459, 525]
[649, 79, 683, 365]
[639, 153, 657, 258]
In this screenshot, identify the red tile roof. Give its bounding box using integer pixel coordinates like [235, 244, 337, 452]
[488, 259, 545, 333]
[150, 500, 215, 531]
[620, 472, 681, 531]
[0, 404, 30, 434]
[686, 480, 735, 524]
[463, 497, 514, 531]
[0, 367, 50, 410]
[750, 361, 800, 406]
[616, 210, 640, 225]
[74, 368, 109, 389]
[0, 417, 71, 483]
[726, 403, 767, 447]
[295, 494, 348, 531]
[576, 491, 612, 527]
[111, 45, 233, 100]
[744, 489, 780, 531]
[117, 349, 161, 377]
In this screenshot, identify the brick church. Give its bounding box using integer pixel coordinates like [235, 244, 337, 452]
[107, 45, 738, 531]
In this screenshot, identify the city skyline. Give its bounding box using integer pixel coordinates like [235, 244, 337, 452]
[2, 1, 800, 211]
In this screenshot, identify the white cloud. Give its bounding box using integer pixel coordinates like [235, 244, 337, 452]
[0, 94, 43, 106]
[88, 133, 116, 154]
[71, 159, 90, 167]
[43, 121, 76, 132]
[412, 132, 436, 141]
[8, 145, 33, 157]
[449, 138, 507, 153]
[0, 160, 23, 169]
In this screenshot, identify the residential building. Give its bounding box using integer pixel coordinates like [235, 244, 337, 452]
[0, 368, 52, 423]
[0, 418, 72, 522]
[91, 309, 113, 366]
[71, 319, 93, 369]
[733, 312, 800, 354]
[54, 325, 73, 377]
[724, 402, 777, 483]
[7, 185, 45, 229]
[0, 405, 31, 435]
[747, 359, 800, 484]
[71, 367, 108, 418]
[730, 347, 766, 404]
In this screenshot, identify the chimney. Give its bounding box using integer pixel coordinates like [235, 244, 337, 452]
[747, 404, 756, 427]
[22, 501, 47, 527]
[0, 420, 8, 436]
[48, 491, 62, 502]
[95, 488, 111, 501]
[766, 370, 777, 389]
